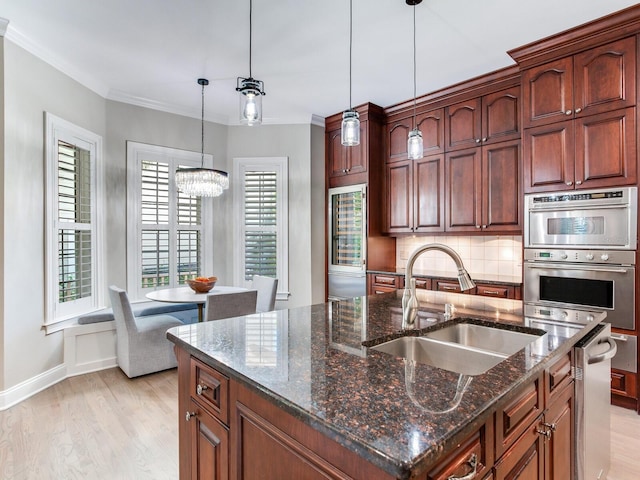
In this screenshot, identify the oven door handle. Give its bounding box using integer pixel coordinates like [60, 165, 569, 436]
[525, 263, 631, 274]
[587, 337, 617, 365]
[528, 204, 629, 212]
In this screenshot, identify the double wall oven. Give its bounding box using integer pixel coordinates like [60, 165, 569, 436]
[523, 186, 637, 371]
[524, 186, 637, 480]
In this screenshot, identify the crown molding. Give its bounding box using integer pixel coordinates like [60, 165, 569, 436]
[5, 24, 110, 97]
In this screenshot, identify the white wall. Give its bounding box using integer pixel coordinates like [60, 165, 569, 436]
[0, 41, 324, 396]
[226, 124, 321, 308]
[2, 40, 106, 391]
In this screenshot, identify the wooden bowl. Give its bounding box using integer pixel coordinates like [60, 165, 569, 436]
[186, 277, 217, 293]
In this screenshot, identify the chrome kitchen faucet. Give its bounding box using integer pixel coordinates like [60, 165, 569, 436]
[402, 243, 475, 329]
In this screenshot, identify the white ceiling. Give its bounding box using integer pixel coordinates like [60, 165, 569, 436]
[2, 0, 639, 126]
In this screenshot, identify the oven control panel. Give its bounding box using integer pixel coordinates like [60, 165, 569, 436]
[523, 303, 605, 325]
[524, 248, 635, 265]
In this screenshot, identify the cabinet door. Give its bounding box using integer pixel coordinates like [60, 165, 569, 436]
[418, 108, 445, 155]
[494, 422, 544, 480]
[386, 160, 413, 233]
[522, 121, 575, 193]
[575, 107, 637, 189]
[347, 122, 368, 176]
[189, 400, 229, 480]
[446, 98, 482, 151]
[414, 154, 445, 232]
[573, 36, 636, 118]
[445, 148, 482, 232]
[482, 86, 520, 144]
[387, 118, 412, 162]
[543, 382, 574, 480]
[482, 140, 521, 233]
[522, 56, 573, 128]
[327, 128, 348, 178]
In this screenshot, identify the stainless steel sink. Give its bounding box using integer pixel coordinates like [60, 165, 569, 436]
[369, 322, 544, 375]
[370, 336, 509, 376]
[423, 323, 542, 356]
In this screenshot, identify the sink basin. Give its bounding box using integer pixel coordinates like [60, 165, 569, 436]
[370, 336, 509, 376]
[423, 322, 542, 357]
[369, 321, 544, 375]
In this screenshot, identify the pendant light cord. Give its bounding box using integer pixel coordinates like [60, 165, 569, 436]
[200, 81, 205, 168]
[249, 0, 253, 78]
[412, 3, 417, 130]
[349, 0, 353, 110]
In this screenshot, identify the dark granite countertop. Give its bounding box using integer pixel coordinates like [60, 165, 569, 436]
[367, 267, 522, 286]
[167, 290, 603, 479]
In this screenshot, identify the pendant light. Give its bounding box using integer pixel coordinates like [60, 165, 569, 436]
[175, 79, 229, 197]
[341, 0, 360, 146]
[236, 0, 265, 125]
[407, 0, 424, 160]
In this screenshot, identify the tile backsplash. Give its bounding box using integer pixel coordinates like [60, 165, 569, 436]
[396, 235, 523, 282]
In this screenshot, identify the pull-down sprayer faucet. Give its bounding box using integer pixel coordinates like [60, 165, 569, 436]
[402, 243, 475, 329]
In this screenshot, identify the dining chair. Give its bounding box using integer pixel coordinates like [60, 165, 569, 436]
[109, 285, 184, 378]
[204, 289, 258, 321]
[251, 275, 278, 312]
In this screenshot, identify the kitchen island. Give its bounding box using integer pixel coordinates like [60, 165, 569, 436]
[167, 290, 604, 479]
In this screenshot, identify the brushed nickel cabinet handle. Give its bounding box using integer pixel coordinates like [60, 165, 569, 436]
[575, 107, 582, 113]
[186, 411, 198, 422]
[565, 109, 573, 115]
[196, 384, 208, 396]
[447, 453, 478, 480]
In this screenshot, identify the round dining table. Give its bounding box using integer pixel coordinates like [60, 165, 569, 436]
[146, 285, 248, 322]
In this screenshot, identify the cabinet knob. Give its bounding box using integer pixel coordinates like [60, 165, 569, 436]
[196, 384, 208, 396]
[542, 422, 557, 432]
[575, 180, 582, 185]
[537, 428, 552, 439]
[566, 181, 573, 186]
[185, 411, 198, 422]
[447, 453, 478, 480]
[482, 137, 487, 142]
[565, 110, 573, 115]
[475, 225, 481, 229]
[481, 225, 487, 229]
[475, 138, 481, 143]
[575, 107, 582, 113]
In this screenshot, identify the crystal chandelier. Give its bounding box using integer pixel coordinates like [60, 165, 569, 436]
[175, 79, 229, 197]
[341, 0, 360, 146]
[407, 0, 424, 160]
[236, 0, 265, 125]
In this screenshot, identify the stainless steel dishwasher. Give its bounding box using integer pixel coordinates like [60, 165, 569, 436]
[574, 322, 617, 480]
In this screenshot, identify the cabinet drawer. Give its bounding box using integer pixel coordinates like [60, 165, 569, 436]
[546, 352, 572, 401]
[190, 357, 229, 425]
[371, 274, 399, 287]
[434, 280, 464, 293]
[476, 284, 511, 299]
[415, 277, 431, 290]
[495, 374, 543, 457]
[611, 369, 637, 400]
[427, 422, 493, 480]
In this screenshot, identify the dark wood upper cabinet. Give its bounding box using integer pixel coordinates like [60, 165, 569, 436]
[445, 98, 482, 151]
[385, 155, 444, 234]
[445, 140, 521, 233]
[522, 36, 636, 129]
[326, 122, 368, 187]
[387, 108, 444, 162]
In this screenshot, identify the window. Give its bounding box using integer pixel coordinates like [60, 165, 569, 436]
[127, 142, 213, 300]
[234, 157, 288, 300]
[45, 113, 103, 332]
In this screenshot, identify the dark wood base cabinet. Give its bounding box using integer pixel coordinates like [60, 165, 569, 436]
[176, 346, 574, 480]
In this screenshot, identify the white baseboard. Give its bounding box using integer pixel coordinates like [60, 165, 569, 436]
[0, 364, 67, 411]
[0, 321, 119, 411]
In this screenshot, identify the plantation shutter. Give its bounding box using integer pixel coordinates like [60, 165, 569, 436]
[244, 170, 277, 280]
[57, 140, 92, 303]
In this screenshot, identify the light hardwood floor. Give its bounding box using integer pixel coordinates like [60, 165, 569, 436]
[0, 367, 638, 479]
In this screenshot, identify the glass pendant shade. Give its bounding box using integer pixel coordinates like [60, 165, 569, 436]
[408, 128, 424, 160]
[175, 167, 229, 197]
[341, 110, 360, 146]
[237, 77, 264, 125]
